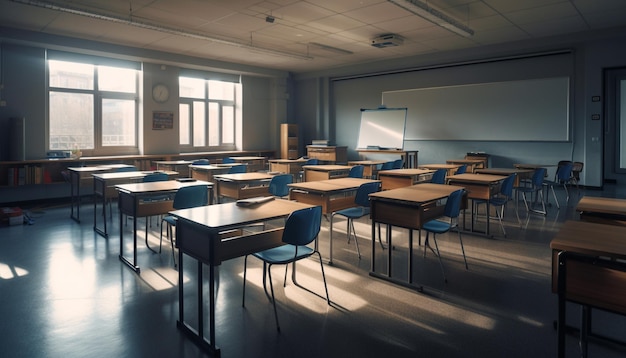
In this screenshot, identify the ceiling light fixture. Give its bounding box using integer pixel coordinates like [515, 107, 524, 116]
[11, 0, 313, 61]
[308, 42, 353, 55]
[387, 0, 474, 37]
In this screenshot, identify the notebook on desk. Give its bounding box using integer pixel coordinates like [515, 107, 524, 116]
[236, 196, 275, 206]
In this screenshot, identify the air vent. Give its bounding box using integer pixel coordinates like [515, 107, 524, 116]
[371, 34, 403, 48]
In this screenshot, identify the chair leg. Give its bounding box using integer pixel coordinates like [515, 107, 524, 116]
[349, 219, 361, 259]
[430, 234, 446, 282]
[242, 255, 249, 307]
[267, 264, 281, 331]
[550, 185, 560, 209]
[457, 229, 468, 269]
[496, 205, 506, 237]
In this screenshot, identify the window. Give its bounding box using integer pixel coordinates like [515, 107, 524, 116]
[179, 76, 240, 150]
[48, 55, 139, 154]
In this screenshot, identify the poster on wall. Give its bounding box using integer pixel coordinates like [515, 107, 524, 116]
[152, 111, 174, 130]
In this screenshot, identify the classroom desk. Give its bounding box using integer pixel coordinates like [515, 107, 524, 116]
[356, 149, 419, 168]
[445, 159, 485, 173]
[288, 177, 380, 263]
[115, 180, 213, 273]
[302, 164, 352, 182]
[268, 158, 307, 176]
[229, 156, 266, 172]
[92, 170, 178, 237]
[576, 196, 626, 227]
[189, 164, 231, 182]
[67, 164, 136, 223]
[377, 168, 435, 190]
[213, 172, 273, 202]
[170, 199, 314, 356]
[369, 183, 466, 289]
[446, 173, 506, 237]
[347, 160, 386, 178]
[550, 220, 626, 358]
[474, 168, 533, 187]
[154, 160, 194, 177]
[418, 163, 461, 176]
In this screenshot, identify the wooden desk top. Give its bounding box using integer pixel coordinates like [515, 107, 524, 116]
[514, 163, 557, 169]
[446, 159, 485, 164]
[370, 183, 464, 203]
[418, 164, 461, 170]
[576, 196, 626, 216]
[288, 178, 378, 192]
[231, 156, 266, 161]
[475, 168, 533, 176]
[213, 173, 273, 182]
[378, 169, 434, 176]
[115, 180, 212, 194]
[154, 160, 194, 165]
[550, 220, 626, 259]
[268, 158, 307, 163]
[302, 165, 352, 171]
[348, 160, 386, 165]
[189, 164, 230, 171]
[92, 170, 178, 180]
[447, 173, 506, 184]
[171, 198, 312, 229]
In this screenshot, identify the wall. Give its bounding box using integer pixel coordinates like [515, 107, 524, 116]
[293, 28, 626, 189]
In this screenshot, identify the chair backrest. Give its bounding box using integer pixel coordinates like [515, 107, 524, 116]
[143, 172, 169, 182]
[348, 165, 364, 178]
[305, 158, 319, 165]
[430, 169, 447, 184]
[455, 165, 467, 175]
[444, 189, 465, 219]
[354, 181, 381, 207]
[532, 168, 546, 187]
[228, 165, 247, 174]
[500, 173, 517, 197]
[556, 162, 573, 182]
[392, 159, 404, 169]
[173, 185, 209, 210]
[282, 206, 322, 246]
[116, 166, 138, 172]
[192, 159, 210, 165]
[380, 161, 394, 170]
[222, 157, 235, 164]
[269, 174, 293, 197]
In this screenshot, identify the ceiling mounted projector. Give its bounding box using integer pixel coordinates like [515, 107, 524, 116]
[371, 34, 403, 48]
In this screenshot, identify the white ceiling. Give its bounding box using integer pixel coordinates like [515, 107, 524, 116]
[2, 0, 626, 74]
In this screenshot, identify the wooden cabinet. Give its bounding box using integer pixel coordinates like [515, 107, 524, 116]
[280, 124, 299, 159]
[306, 146, 348, 164]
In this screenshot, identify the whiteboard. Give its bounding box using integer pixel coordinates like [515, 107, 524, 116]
[382, 77, 570, 141]
[356, 108, 407, 150]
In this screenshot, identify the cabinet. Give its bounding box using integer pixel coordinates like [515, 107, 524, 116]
[306, 146, 348, 164]
[280, 124, 299, 159]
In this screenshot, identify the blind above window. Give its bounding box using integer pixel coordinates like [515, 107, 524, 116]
[47, 50, 141, 70]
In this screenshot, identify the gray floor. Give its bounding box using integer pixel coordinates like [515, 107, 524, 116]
[1, 184, 626, 358]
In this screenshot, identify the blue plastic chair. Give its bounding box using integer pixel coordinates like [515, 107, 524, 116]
[191, 159, 210, 165]
[422, 189, 467, 282]
[518, 168, 547, 215]
[142, 172, 169, 182]
[159, 185, 209, 267]
[474, 174, 517, 236]
[268, 174, 293, 198]
[331, 181, 382, 258]
[299, 158, 320, 181]
[348, 165, 364, 178]
[374, 161, 394, 179]
[455, 165, 467, 174]
[227, 164, 247, 174]
[141, 171, 170, 250]
[242, 206, 329, 331]
[222, 157, 235, 164]
[544, 161, 574, 209]
[392, 159, 404, 169]
[430, 168, 447, 184]
[116, 166, 138, 172]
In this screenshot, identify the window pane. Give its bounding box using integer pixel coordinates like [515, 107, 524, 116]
[208, 80, 234, 100]
[180, 77, 205, 99]
[222, 106, 234, 144]
[193, 101, 205, 147]
[102, 99, 136, 146]
[180, 103, 190, 145]
[49, 60, 94, 90]
[208, 103, 219, 146]
[98, 66, 137, 93]
[49, 91, 94, 149]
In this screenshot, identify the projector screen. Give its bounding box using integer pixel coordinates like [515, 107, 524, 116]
[356, 108, 407, 150]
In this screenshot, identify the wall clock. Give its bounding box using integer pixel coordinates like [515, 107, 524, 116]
[152, 83, 170, 103]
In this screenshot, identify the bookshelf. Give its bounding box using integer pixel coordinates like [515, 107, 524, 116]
[280, 124, 299, 159]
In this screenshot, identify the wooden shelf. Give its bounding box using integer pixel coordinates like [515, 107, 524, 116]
[281, 124, 298, 159]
